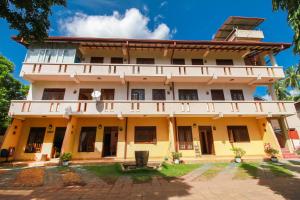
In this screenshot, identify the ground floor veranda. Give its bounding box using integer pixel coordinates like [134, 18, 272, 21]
[0, 116, 290, 161]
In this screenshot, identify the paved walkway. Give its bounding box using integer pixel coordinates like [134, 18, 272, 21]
[0, 162, 299, 200]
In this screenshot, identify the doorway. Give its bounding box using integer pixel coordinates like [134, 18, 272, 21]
[199, 126, 214, 155]
[52, 127, 66, 158]
[102, 127, 118, 157]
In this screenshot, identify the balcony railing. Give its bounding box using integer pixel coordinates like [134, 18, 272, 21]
[9, 100, 296, 118]
[20, 63, 285, 84]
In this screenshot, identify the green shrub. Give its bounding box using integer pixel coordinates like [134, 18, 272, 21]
[171, 152, 182, 160]
[60, 152, 72, 161]
[231, 147, 246, 158]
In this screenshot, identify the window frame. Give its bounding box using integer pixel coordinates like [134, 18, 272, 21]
[227, 126, 250, 143]
[178, 126, 194, 150]
[211, 89, 225, 100]
[172, 58, 185, 65]
[78, 127, 97, 152]
[42, 88, 65, 100]
[178, 89, 199, 100]
[90, 57, 104, 63]
[216, 59, 234, 65]
[136, 58, 155, 64]
[131, 89, 145, 100]
[134, 126, 157, 144]
[24, 127, 46, 153]
[78, 88, 94, 100]
[111, 57, 124, 64]
[152, 89, 166, 100]
[191, 59, 204, 65]
[230, 89, 245, 101]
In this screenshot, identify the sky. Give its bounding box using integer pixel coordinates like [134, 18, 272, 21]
[0, 0, 299, 97]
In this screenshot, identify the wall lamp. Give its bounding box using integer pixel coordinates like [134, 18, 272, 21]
[98, 124, 102, 129]
[48, 124, 53, 130]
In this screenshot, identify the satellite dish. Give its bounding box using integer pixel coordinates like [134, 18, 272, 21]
[91, 91, 101, 99]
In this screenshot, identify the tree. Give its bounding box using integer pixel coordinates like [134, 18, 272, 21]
[284, 66, 300, 89]
[272, 0, 300, 54]
[0, 55, 28, 134]
[273, 80, 290, 100]
[0, 0, 66, 41]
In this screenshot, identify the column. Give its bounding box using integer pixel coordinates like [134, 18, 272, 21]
[61, 116, 77, 154]
[268, 84, 277, 100]
[269, 51, 278, 66]
[1, 118, 23, 150]
[168, 117, 176, 154]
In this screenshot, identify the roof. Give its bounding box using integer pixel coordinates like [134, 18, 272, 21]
[213, 16, 265, 41]
[12, 36, 291, 54]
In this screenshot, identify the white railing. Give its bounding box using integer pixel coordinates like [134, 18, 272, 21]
[9, 100, 296, 117]
[21, 63, 285, 79]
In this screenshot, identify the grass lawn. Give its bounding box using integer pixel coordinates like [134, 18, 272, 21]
[199, 163, 228, 180]
[233, 163, 260, 180]
[82, 163, 201, 184]
[265, 163, 294, 177]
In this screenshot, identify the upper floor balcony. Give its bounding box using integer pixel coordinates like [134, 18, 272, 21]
[9, 100, 296, 119]
[21, 63, 284, 85]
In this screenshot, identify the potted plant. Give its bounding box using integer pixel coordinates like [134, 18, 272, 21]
[231, 147, 246, 163]
[264, 143, 279, 162]
[172, 152, 182, 164]
[60, 152, 72, 166]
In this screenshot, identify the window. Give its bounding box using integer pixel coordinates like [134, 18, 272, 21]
[25, 127, 46, 153]
[131, 89, 145, 100]
[152, 89, 166, 100]
[134, 126, 157, 143]
[78, 127, 97, 152]
[101, 89, 115, 100]
[78, 89, 93, 100]
[244, 56, 262, 66]
[44, 49, 57, 63]
[172, 58, 185, 65]
[136, 58, 155, 64]
[216, 59, 233, 65]
[178, 89, 198, 100]
[230, 90, 244, 100]
[111, 57, 123, 64]
[191, 59, 204, 65]
[211, 89, 225, 100]
[227, 126, 250, 142]
[178, 126, 193, 150]
[90, 57, 104, 63]
[42, 88, 65, 100]
[25, 48, 76, 63]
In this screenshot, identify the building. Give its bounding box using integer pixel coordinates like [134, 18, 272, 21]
[0, 16, 298, 162]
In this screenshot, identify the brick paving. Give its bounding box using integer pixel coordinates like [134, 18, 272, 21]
[0, 163, 299, 200]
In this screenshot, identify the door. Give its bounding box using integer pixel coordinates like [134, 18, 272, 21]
[52, 127, 66, 158]
[199, 126, 214, 155]
[269, 118, 286, 148]
[102, 127, 118, 157]
[101, 89, 115, 100]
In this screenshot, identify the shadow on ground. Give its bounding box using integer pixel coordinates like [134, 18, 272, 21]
[240, 162, 300, 200]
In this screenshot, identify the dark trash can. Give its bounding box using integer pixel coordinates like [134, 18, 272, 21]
[135, 151, 149, 167]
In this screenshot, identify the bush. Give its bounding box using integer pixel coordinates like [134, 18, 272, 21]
[231, 147, 246, 158]
[264, 143, 279, 158]
[60, 152, 72, 162]
[172, 152, 182, 160]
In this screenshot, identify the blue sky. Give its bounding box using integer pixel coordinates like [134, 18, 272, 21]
[0, 0, 299, 97]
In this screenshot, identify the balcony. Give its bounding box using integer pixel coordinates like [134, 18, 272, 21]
[9, 100, 296, 118]
[20, 63, 284, 85]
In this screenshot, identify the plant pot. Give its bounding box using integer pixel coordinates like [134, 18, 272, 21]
[271, 157, 278, 162]
[62, 160, 69, 166]
[174, 159, 180, 164]
[235, 157, 242, 163]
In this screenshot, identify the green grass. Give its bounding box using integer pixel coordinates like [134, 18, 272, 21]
[266, 163, 294, 177]
[233, 163, 260, 180]
[82, 163, 201, 184]
[199, 163, 228, 180]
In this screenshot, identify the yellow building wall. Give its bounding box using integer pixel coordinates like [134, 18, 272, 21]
[71, 117, 125, 160]
[126, 117, 170, 159]
[176, 117, 265, 158]
[14, 118, 68, 161]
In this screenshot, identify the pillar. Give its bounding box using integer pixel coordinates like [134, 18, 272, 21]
[268, 84, 277, 100]
[61, 116, 77, 154]
[168, 117, 176, 154]
[269, 51, 278, 66]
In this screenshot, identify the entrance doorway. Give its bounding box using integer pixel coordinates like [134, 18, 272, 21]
[52, 127, 66, 158]
[199, 126, 214, 155]
[269, 118, 287, 148]
[102, 127, 118, 157]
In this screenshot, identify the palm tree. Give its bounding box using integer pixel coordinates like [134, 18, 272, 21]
[284, 66, 300, 89]
[273, 80, 290, 100]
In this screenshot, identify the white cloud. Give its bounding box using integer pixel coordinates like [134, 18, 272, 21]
[261, 94, 272, 101]
[143, 5, 149, 13]
[154, 14, 164, 22]
[160, 1, 168, 8]
[290, 89, 300, 96]
[59, 8, 172, 39]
